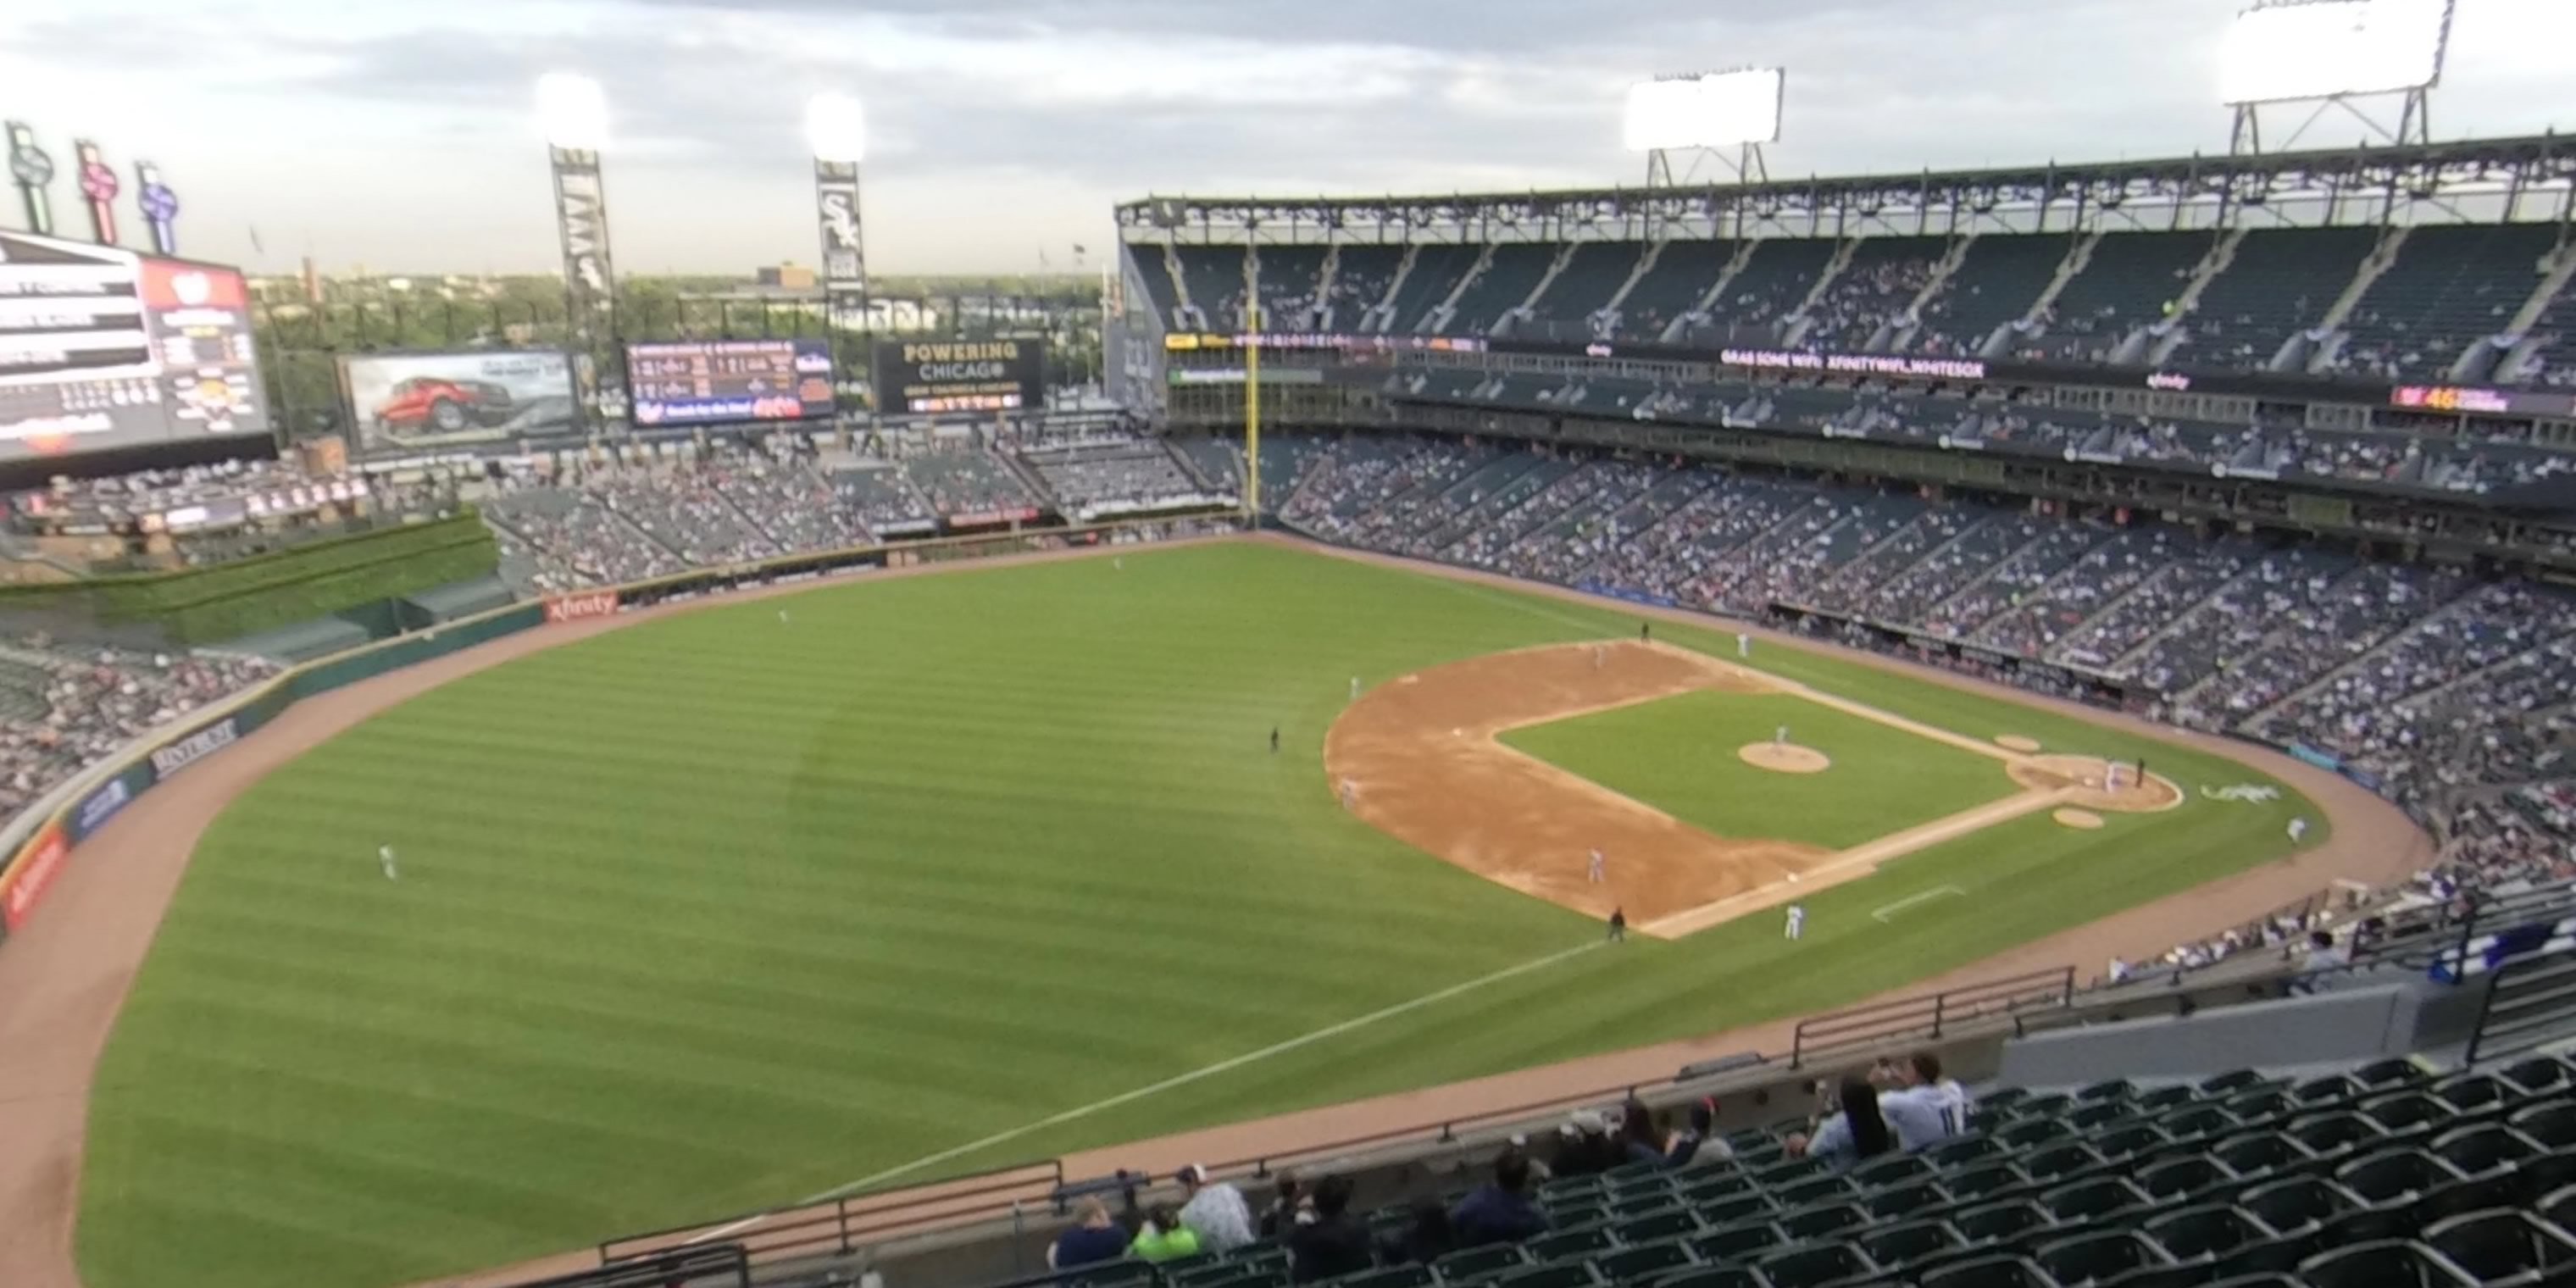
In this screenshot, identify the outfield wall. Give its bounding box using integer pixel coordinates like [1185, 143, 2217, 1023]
[0, 515, 1235, 947]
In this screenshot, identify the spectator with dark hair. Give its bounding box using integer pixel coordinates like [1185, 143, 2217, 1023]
[1129, 1202, 1201, 1263]
[1377, 1201, 1456, 1267]
[1047, 1197, 1130, 1270]
[1785, 1078, 1896, 1170]
[1287, 1175, 1372, 1283]
[1451, 1148, 1549, 1248]
[1663, 1098, 1719, 1169]
[1618, 1100, 1665, 1167]
[1258, 1173, 1305, 1239]
[1875, 1053, 1971, 1147]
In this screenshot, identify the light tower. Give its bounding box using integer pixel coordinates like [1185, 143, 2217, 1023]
[535, 72, 619, 412]
[805, 92, 870, 338]
[2220, 0, 2454, 153]
[1624, 67, 1784, 188]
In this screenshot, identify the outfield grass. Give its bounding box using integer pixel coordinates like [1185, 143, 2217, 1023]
[1500, 691, 2017, 849]
[79, 543, 2318, 1288]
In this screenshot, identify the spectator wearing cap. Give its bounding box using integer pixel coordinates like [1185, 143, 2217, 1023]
[1450, 1148, 1549, 1248]
[1129, 1203, 1202, 1263]
[1287, 1175, 1373, 1283]
[1551, 1108, 1616, 1176]
[1048, 1197, 1130, 1270]
[1174, 1163, 1255, 1253]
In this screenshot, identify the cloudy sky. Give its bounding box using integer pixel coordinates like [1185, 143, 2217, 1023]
[3, 0, 2573, 276]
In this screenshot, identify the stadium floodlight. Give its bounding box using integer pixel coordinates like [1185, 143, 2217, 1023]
[1624, 68, 1782, 188]
[2218, 0, 2452, 153]
[1623, 69, 1783, 153]
[535, 72, 611, 152]
[805, 92, 867, 165]
[2219, 0, 2449, 105]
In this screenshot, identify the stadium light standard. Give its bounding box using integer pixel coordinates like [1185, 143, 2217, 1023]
[805, 92, 871, 343]
[536, 72, 619, 416]
[2219, 0, 2455, 153]
[1624, 67, 1785, 188]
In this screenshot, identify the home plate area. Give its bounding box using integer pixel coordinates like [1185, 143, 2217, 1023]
[1323, 640, 2184, 939]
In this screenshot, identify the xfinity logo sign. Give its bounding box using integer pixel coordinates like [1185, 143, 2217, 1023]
[544, 590, 621, 623]
[152, 718, 241, 780]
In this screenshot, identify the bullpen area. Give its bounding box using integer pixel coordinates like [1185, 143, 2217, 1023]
[68, 541, 2335, 1288]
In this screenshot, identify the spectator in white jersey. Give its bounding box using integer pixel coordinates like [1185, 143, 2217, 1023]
[1875, 1052, 1974, 1148]
[1174, 1163, 1256, 1252]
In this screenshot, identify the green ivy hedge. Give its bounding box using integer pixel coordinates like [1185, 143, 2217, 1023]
[0, 513, 499, 645]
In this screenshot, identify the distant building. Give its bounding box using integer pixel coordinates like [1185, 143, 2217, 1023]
[758, 263, 818, 290]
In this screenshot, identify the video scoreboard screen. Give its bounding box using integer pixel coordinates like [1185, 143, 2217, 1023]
[0, 230, 269, 462]
[872, 339, 1045, 416]
[625, 338, 836, 426]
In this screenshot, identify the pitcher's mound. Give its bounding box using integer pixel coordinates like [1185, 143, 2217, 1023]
[2053, 808, 2106, 830]
[1740, 744, 1830, 774]
[1996, 735, 2043, 752]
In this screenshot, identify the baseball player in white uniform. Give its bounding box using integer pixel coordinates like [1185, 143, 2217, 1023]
[1592, 644, 1606, 670]
[1774, 724, 1790, 747]
[1587, 848, 1606, 884]
[378, 845, 400, 881]
[1349, 676, 1362, 701]
[1785, 903, 1806, 939]
[2288, 817, 2308, 842]
[1737, 633, 1751, 658]
[779, 608, 791, 625]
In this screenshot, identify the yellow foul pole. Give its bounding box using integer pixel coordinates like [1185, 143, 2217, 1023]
[1243, 248, 1261, 521]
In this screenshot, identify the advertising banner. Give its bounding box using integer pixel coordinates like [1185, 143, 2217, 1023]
[625, 339, 836, 426]
[872, 339, 1045, 416]
[66, 763, 150, 842]
[1, 822, 68, 933]
[341, 350, 582, 452]
[543, 589, 620, 623]
[150, 714, 241, 781]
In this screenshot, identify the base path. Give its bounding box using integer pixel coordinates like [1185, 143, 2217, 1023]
[1324, 640, 1825, 927]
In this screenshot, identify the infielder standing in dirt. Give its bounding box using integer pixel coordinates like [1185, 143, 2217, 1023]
[1588, 847, 1606, 884]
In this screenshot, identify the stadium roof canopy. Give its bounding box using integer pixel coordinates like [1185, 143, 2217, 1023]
[1118, 132, 2576, 239]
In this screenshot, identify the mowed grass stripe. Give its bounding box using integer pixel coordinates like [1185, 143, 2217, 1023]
[83, 543, 2318, 1288]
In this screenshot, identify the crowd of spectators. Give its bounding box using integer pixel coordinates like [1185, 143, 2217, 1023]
[1274, 434, 2576, 833]
[0, 641, 277, 817]
[1025, 442, 1208, 518]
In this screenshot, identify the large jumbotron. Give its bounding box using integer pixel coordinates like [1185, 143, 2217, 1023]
[5, 4, 2576, 1288]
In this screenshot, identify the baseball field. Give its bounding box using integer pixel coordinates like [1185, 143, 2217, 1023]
[72, 539, 2327, 1288]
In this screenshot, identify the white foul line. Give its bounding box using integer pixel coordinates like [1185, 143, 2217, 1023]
[1872, 886, 1966, 924]
[686, 939, 1604, 1245]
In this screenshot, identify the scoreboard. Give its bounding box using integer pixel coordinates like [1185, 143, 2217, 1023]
[0, 230, 269, 462]
[625, 339, 836, 426]
[872, 339, 1045, 416]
